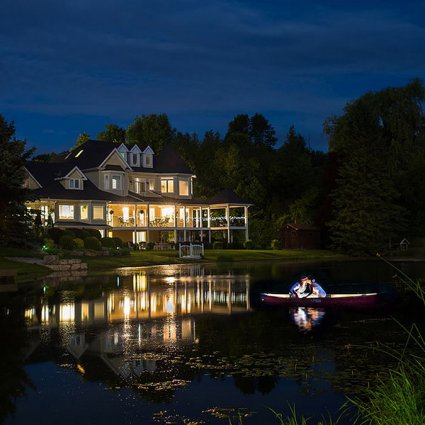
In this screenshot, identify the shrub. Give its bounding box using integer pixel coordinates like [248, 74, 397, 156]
[119, 247, 131, 256]
[73, 238, 84, 249]
[271, 239, 280, 250]
[101, 237, 116, 248]
[59, 235, 76, 250]
[84, 236, 101, 250]
[86, 229, 102, 240]
[43, 238, 55, 250]
[73, 229, 90, 240]
[146, 242, 155, 250]
[213, 241, 224, 250]
[244, 239, 254, 249]
[63, 229, 76, 238]
[112, 237, 123, 248]
[47, 228, 65, 243]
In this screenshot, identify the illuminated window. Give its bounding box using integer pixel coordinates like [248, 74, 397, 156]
[161, 207, 174, 218]
[161, 178, 174, 193]
[80, 205, 88, 220]
[135, 179, 147, 193]
[179, 179, 189, 196]
[93, 205, 104, 220]
[69, 179, 80, 189]
[148, 178, 155, 190]
[59, 205, 74, 219]
[111, 175, 121, 190]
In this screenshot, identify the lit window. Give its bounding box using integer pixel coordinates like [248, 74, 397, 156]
[111, 175, 121, 190]
[161, 178, 174, 193]
[93, 206, 104, 220]
[179, 179, 189, 196]
[135, 179, 147, 193]
[59, 205, 74, 219]
[69, 179, 80, 189]
[148, 179, 155, 190]
[80, 205, 88, 220]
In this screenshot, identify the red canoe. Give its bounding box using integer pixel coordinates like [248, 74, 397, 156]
[260, 292, 383, 308]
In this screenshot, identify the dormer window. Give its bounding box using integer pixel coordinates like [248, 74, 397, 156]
[142, 146, 154, 168]
[130, 152, 140, 167]
[69, 179, 81, 189]
[144, 154, 152, 167]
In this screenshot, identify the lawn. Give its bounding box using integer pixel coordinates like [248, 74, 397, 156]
[83, 249, 350, 272]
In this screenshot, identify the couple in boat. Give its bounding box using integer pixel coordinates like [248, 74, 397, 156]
[290, 275, 326, 298]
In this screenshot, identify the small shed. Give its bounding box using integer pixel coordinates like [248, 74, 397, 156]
[282, 223, 321, 249]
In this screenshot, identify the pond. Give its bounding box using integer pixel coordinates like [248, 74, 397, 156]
[1, 260, 424, 425]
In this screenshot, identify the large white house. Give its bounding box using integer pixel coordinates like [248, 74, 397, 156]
[24, 140, 251, 245]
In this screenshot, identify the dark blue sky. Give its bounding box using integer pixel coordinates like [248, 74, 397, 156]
[1, 0, 424, 153]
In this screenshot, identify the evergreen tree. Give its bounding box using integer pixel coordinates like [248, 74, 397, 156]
[71, 132, 90, 150]
[0, 115, 34, 246]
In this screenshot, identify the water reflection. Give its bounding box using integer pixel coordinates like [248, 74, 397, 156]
[25, 270, 251, 328]
[290, 307, 326, 332]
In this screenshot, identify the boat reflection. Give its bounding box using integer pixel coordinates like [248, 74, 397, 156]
[290, 307, 326, 332]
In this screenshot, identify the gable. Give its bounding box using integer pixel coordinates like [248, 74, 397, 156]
[100, 149, 131, 170]
[24, 168, 42, 189]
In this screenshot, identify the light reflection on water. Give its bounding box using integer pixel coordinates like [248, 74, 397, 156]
[3, 262, 422, 424]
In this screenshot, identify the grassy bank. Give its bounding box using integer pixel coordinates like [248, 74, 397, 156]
[0, 247, 349, 280]
[83, 249, 349, 273]
[0, 247, 51, 283]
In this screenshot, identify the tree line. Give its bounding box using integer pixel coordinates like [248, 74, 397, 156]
[2, 80, 425, 254]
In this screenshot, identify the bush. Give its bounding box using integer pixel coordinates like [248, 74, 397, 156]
[271, 239, 280, 250]
[244, 239, 254, 249]
[47, 228, 66, 243]
[146, 242, 155, 250]
[59, 235, 76, 250]
[63, 229, 76, 238]
[73, 238, 84, 249]
[84, 236, 101, 250]
[112, 237, 123, 248]
[101, 237, 116, 248]
[43, 238, 55, 250]
[73, 229, 90, 240]
[119, 247, 131, 256]
[86, 229, 102, 240]
[213, 241, 224, 250]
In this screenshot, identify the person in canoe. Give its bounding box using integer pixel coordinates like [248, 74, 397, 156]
[289, 275, 327, 298]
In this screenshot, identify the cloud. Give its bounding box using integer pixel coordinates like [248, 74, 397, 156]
[1, 0, 424, 151]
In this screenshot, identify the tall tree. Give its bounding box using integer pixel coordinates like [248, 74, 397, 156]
[324, 80, 425, 252]
[97, 124, 126, 143]
[0, 115, 34, 246]
[126, 114, 175, 152]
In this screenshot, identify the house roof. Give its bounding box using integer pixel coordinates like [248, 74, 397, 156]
[54, 140, 193, 175]
[208, 189, 252, 206]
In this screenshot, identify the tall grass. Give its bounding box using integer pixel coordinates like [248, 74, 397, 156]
[349, 255, 425, 424]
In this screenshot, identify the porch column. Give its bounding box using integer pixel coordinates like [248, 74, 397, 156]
[226, 205, 230, 243]
[146, 204, 150, 243]
[207, 207, 211, 228]
[134, 204, 137, 227]
[174, 205, 177, 242]
[244, 206, 249, 241]
[183, 206, 187, 241]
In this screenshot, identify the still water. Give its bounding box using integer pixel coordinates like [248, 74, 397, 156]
[1, 260, 424, 424]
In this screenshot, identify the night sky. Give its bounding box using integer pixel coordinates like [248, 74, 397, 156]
[1, 0, 424, 153]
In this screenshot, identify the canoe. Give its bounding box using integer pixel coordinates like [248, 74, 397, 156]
[260, 292, 382, 308]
